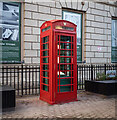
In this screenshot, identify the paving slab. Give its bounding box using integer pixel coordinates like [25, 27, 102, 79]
[1, 91, 117, 119]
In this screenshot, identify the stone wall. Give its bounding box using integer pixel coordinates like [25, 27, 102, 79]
[23, 0, 117, 64]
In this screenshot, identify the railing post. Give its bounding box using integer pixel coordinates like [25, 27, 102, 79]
[2, 66, 4, 85]
[91, 64, 93, 80]
[21, 64, 23, 96]
[104, 64, 106, 75]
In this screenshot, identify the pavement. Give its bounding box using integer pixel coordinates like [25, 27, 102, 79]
[1, 91, 117, 119]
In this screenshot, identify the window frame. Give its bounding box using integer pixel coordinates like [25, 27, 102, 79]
[111, 17, 117, 63]
[0, 2, 21, 64]
[62, 9, 83, 63]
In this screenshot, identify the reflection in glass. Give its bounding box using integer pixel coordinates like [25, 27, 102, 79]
[59, 43, 71, 49]
[43, 71, 48, 77]
[43, 51, 48, 56]
[58, 50, 73, 56]
[43, 44, 48, 49]
[58, 71, 72, 78]
[58, 78, 71, 85]
[43, 78, 48, 84]
[112, 19, 117, 62]
[60, 36, 71, 42]
[63, 11, 82, 62]
[60, 57, 71, 63]
[59, 64, 73, 70]
[43, 85, 48, 91]
[43, 58, 48, 63]
[43, 36, 48, 43]
[58, 86, 71, 92]
[43, 65, 48, 70]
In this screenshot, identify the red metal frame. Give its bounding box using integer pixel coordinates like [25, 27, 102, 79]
[40, 20, 77, 104]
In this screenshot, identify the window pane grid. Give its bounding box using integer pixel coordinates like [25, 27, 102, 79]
[41, 36, 49, 92]
[57, 35, 74, 93]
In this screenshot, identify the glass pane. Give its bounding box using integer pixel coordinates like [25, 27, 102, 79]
[112, 19, 117, 62]
[58, 50, 72, 56]
[59, 43, 71, 49]
[43, 65, 48, 70]
[0, 3, 21, 63]
[43, 44, 48, 49]
[43, 78, 48, 84]
[59, 64, 72, 70]
[43, 71, 48, 77]
[42, 26, 50, 32]
[43, 36, 48, 43]
[43, 51, 48, 56]
[63, 11, 82, 62]
[112, 20, 117, 47]
[58, 86, 71, 92]
[43, 58, 48, 63]
[60, 36, 71, 42]
[43, 85, 48, 91]
[58, 78, 71, 85]
[58, 71, 72, 77]
[112, 48, 117, 61]
[60, 57, 71, 63]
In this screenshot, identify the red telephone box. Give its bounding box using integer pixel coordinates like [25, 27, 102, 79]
[40, 20, 77, 104]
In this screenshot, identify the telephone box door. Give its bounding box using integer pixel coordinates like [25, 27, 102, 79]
[55, 32, 77, 103]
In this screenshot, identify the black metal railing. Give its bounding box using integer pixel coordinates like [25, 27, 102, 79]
[1, 65, 40, 96]
[1, 64, 117, 96]
[77, 64, 117, 90]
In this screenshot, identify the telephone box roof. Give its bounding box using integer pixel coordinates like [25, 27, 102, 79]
[41, 19, 77, 27]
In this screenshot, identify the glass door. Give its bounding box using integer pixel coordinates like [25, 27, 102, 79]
[56, 34, 74, 93]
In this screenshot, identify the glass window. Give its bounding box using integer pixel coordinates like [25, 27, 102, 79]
[63, 11, 82, 62]
[60, 36, 71, 42]
[58, 50, 73, 56]
[55, 26, 74, 31]
[43, 71, 49, 77]
[42, 85, 48, 91]
[42, 26, 50, 32]
[43, 44, 48, 49]
[43, 58, 48, 63]
[42, 78, 48, 84]
[112, 19, 117, 62]
[60, 57, 71, 63]
[43, 36, 48, 43]
[58, 71, 72, 78]
[58, 43, 71, 49]
[43, 51, 48, 56]
[59, 64, 73, 70]
[0, 2, 21, 63]
[43, 65, 48, 70]
[58, 86, 72, 92]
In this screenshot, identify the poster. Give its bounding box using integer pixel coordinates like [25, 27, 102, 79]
[106, 70, 116, 78]
[63, 11, 82, 62]
[112, 19, 117, 62]
[0, 2, 21, 63]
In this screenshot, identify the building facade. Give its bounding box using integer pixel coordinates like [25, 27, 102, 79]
[0, 0, 117, 64]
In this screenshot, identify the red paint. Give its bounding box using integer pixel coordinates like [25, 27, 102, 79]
[40, 20, 77, 104]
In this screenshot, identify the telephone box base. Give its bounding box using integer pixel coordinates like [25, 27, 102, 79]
[40, 97, 78, 105]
